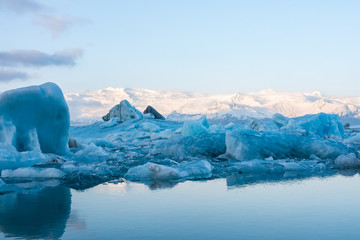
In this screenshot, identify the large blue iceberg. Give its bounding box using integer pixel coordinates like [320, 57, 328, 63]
[0, 82, 70, 155]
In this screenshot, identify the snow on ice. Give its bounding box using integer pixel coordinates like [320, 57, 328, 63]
[1, 83, 360, 192]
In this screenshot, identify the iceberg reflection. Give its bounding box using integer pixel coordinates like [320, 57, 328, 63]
[226, 170, 360, 188]
[0, 186, 71, 239]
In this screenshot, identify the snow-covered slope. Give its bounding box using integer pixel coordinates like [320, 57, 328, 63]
[65, 88, 360, 124]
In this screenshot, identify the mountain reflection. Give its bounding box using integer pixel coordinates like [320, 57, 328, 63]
[0, 186, 71, 239]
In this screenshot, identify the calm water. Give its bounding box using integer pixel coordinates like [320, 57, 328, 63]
[1, 173, 360, 239]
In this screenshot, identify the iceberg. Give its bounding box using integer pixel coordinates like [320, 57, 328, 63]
[272, 113, 289, 128]
[138, 122, 160, 132]
[102, 100, 143, 122]
[0, 82, 70, 155]
[143, 105, 165, 120]
[125, 160, 212, 181]
[73, 143, 110, 162]
[226, 129, 357, 161]
[181, 116, 209, 137]
[292, 113, 345, 139]
[334, 153, 360, 168]
[152, 133, 226, 159]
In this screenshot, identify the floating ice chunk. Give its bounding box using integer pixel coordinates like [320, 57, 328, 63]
[125, 160, 212, 181]
[1, 167, 65, 178]
[0, 143, 48, 170]
[0, 178, 5, 186]
[277, 161, 306, 171]
[76, 143, 108, 156]
[150, 129, 175, 140]
[249, 119, 279, 131]
[334, 153, 360, 167]
[102, 100, 143, 122]
[153, 133, 226, 159]
[125, 162, 181, 181]
[199, 116, 210, 128]
[314, 162, 327, 171]
[181, 118, 209, 137]
[178, 160, 213, 179]
[294, 113, 344, 139]
[224, 122, 235, 129]
[343, 133, 360, 145]
[226, 130, 356, 161]
[138, 122, 160, 132]
[209, 124, 225, 134]
[280, 119, 306, 135]
[143, 105, 165, 120]
[228, 159, 321, 173]
[74, 143, 109, 162]
[228, 159, 284, 173]
[102, 117, 119, 128]
[0, 82, 70, 155]
[143, 113, 155, 119]
[272, 113, 289, 128]
[93, 139, 114, 148]
[175, 128, 182, 133]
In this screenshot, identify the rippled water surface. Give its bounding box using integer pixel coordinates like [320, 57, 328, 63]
[1, 173, 360, 240]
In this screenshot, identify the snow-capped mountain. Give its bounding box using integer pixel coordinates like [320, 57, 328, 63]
[65, 87, 360, 124]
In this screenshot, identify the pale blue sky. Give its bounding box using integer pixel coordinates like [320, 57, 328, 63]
[0, 0, 359, 96]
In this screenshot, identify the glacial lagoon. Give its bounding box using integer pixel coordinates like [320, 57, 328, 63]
[1, 173, 360, 240]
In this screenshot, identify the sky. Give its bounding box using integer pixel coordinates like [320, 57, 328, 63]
[0, 0, 359, 96]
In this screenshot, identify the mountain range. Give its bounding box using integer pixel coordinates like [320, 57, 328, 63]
[65, 87, 360, 125]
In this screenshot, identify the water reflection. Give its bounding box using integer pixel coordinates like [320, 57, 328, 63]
[1, 169, 360, 239]
[0, 186, 71, 239]
[226, 170, 360, 188]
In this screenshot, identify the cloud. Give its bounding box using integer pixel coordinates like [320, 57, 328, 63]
[0, 69, 29, 82]
[0, 49, 83, 67]
[34, 14, 89, 37]
[0, 0, 43, 14]
[0, 0, 88, 36]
